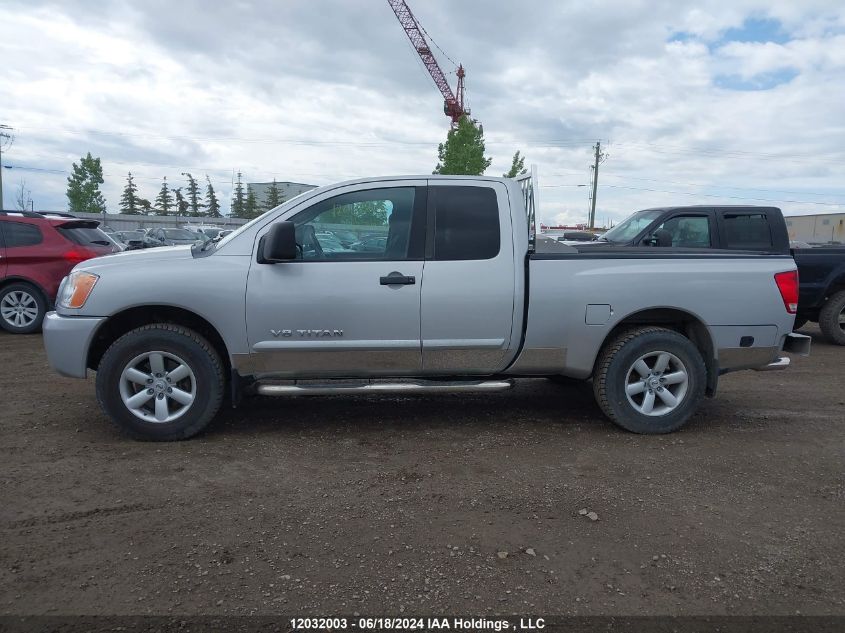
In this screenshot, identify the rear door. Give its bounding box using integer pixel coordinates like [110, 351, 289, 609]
[420, 181, 517, 374]
[718, 211, 779, 252]
[245, 181, 428, 377]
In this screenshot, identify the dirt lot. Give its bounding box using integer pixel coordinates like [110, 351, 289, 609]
[0, 326, 843, 617]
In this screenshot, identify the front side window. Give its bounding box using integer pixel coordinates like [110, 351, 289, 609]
[292, 187, 420, 260]
[431, 186, 500, 260]
[2, 221, 42, 248]
[653, 215, 711, 248]
[600, 209, 664, 243]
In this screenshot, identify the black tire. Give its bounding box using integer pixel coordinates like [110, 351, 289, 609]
[593, 326, 706, 434]
[792, 317, 808, 331]
[818, 290, 845, 345]
[96, 324, 225, 441]
[0, 282, 47, 334]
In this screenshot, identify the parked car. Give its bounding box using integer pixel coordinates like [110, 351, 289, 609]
[148, 227, 202, 246]
[183, 225, 223, 240]
[350, 235, 387, 252]
[791, 246, 845, 344]
[42, 175, 809, 440]
[0, 210, 119, 333]
[112, 230, 147, 250]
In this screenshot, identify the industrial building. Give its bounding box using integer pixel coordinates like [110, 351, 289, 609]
[247, 181, 316, 210]
[785, 212, 845, 244]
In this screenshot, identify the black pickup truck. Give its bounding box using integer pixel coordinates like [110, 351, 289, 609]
[582, 205, 845, 344]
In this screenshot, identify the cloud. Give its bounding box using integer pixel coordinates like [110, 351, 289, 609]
[0, 0, 843, 224]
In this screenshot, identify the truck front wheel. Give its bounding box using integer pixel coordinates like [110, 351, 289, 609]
[818, 290, 845, 345]
[96, 324, 225, 441]
[593, 327, 706, 434]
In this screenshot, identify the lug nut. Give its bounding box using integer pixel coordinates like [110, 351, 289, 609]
[167, 387, 173, 393]
[147, 388, 154, 395]
[157, 393, 164, 400]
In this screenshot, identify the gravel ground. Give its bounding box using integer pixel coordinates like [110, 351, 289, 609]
[0, 325, 843, 616]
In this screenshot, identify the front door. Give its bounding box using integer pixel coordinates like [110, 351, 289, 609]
[244, 182, 427, 378]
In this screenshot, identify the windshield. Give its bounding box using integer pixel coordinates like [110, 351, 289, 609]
[600, 209, 664, 243]
[164, 228, 198, 239]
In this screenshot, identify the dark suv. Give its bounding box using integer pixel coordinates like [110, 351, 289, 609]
[0, 211, 119, 334]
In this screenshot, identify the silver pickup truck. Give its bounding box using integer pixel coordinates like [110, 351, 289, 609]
[43, 174, 810, 440]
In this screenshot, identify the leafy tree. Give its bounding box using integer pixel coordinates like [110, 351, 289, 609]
[230, 172, 246, 218]
[154, 176, 174, 216]
[504, 151, 527, 178]
[119, 172, 140, 214]
[184, 172, 203, 216]
[173, 187, 189, 217]
[205, 176, 221, 217]
[433, 116, 491, 176]
[66, 152, 107, 213]
[137, 197, 152, 215]
[265, 179, 282, 210]
[245, 187, 259, 219]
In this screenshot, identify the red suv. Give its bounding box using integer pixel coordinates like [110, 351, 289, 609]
[0, 211, 120, 334]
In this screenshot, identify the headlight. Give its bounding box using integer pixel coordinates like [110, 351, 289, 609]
[58, 271, 99, 309]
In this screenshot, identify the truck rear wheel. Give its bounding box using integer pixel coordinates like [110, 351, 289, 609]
[96, 324, 225, 441]
[593, 327, 706, 434]
[818, 290, 845, 345]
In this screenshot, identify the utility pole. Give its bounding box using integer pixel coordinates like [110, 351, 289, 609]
[588, 141, 607, 229]
[0, 125, 14, 211]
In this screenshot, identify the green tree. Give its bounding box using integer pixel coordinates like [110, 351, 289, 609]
[66, 152, 107, 213]
[137, 197, 152, 215]
[184, 172, 203, 216]
[265, 179, 282, 210]
[433, 116, 491, 176]
[173, 187, 189, 217]
[504, 151, 527, 178]
[154, 176, 174, 216]
[119, 172, 140, 215]
[205, 176, 221, 217]
[245, 187, 259, 219]
[230, 172, 246, 218]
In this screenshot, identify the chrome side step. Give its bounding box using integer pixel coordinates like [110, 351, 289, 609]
[255, 379, 514, 397]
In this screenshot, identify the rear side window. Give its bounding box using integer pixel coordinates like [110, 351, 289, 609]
[431, 186, 500, 260]
[2, 221, 43, 247]
[57, 226, 114, 247]
[723, 214, 773, 249]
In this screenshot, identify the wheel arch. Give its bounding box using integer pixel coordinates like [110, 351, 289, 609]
[0, 276, 51, 305]
[595, 306, 718, 396]
[87, 305, 231, 376]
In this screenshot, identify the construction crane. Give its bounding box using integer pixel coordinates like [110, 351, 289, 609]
[386, 0, 468, 126]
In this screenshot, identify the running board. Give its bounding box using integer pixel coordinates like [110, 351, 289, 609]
[255, 379, 514, 397]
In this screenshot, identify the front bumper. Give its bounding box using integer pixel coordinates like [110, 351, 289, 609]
[42, 312, 106, 378]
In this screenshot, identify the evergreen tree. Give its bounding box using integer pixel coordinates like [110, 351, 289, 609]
[504, 151, 527, 178]
[154, 177, 174, 216]
[173, 187, 189, 217]
[66, 152, 107, 213]
[265, 178, 282, 210]
[184, 172, 203, 216]
[205, 176, 221, 217]
[137, 198, 152, 215]
[230, 172, 247, 218]
[245, 188, 259, 219]
[119, 172, 140, 215]
[433, 116, 492, 176]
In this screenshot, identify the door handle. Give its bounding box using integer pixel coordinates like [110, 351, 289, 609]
[380, 272, 416, 286]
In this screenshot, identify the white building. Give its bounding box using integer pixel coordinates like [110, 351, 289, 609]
[785, 212, 845, 244]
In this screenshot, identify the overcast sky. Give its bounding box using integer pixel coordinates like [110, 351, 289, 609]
[1, 0, 844, 226]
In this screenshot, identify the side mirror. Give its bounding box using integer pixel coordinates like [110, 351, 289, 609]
[260, 221, 298, 263]
[649, 228, 673, 247]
